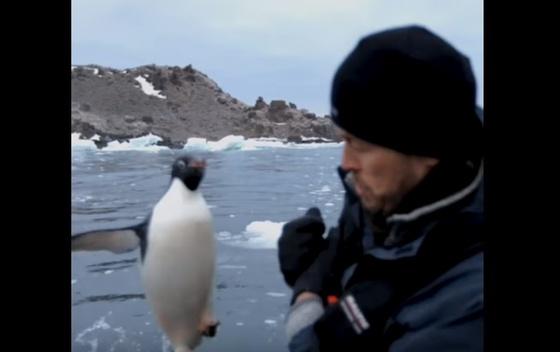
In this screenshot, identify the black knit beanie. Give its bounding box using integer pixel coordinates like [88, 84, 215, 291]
[330, 25, 483, 163]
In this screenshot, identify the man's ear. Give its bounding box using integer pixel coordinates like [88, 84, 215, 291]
[425, 157, 440, 169]
[415, 156, 440, 176]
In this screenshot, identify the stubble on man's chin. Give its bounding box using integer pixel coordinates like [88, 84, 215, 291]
[344, 172, 387, 230]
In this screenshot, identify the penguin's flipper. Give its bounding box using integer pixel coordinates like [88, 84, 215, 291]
[72, 228, 140, 254]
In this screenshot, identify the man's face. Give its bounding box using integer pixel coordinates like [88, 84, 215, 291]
[339, 129, 438, 215]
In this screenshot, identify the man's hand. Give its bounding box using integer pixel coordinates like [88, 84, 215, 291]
[278, 207, 326, 287]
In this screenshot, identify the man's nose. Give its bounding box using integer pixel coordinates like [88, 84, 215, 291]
[341, 144, 359, 172]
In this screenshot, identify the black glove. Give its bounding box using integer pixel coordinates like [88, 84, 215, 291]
[291, 227, 342, 304]
[278, 207, 327, 287]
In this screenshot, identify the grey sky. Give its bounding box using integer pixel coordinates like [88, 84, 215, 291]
[72, 0, 483, 116]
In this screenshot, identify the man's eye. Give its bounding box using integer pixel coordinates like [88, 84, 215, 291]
[346, 138, 360, 149]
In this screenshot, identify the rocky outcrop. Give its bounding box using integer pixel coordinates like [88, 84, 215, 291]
[71, 64, 339, 148]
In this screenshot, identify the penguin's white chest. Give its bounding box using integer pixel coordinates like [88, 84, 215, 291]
[140, 179, 215, 345]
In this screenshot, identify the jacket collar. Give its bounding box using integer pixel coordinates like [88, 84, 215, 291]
[338, 160, 483, 227]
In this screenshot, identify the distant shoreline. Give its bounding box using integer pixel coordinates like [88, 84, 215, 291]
[72, 64, 339, 148]
[71, 133, 342, 152]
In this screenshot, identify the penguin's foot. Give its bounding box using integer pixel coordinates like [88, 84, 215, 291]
[174, 346, 193, 352]
[200, 320, 220, 337]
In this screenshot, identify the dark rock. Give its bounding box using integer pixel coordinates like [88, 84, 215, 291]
[72, 120, 97, 139]
[156, 137, 184, 149]
[142, 115, 154, 124]
[270, 100, 288, 111]
[287, 135, 303, 143]
[255, 96, 268, 110]
[151, 71, 167, 91]
[93, 135, 112, 149]
[170, 71, 182, 86]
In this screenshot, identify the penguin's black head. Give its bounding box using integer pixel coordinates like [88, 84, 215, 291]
[171, 155, 206, 191]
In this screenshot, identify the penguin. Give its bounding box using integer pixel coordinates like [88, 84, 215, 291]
[72, 154, 218, 352]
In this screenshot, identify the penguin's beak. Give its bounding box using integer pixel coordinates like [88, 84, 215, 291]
[189, 159, 207, 169]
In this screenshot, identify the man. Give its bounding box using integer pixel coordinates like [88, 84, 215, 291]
[278, 25, 483, 351]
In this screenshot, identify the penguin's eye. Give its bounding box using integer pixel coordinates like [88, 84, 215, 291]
[176, 160, 187, 170]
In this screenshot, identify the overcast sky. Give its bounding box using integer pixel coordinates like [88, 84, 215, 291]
[72, 0, 483, 116]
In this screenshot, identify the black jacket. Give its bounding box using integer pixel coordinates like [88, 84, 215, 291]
[288, 160, 484, 351]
